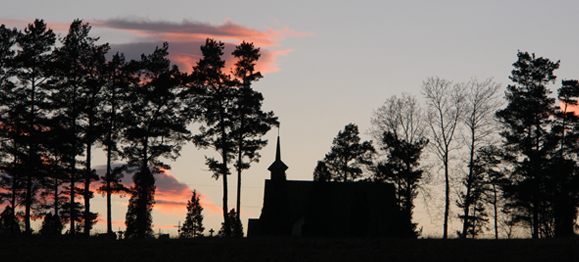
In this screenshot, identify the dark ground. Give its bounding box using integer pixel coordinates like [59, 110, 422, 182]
[1, 236, 578, 262]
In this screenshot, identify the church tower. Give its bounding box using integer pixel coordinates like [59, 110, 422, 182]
[268, 136, 288, 181]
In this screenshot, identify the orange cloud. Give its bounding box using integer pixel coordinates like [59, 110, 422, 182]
[92, 18, 311, 47]
[0, 18, 312, 74]
[92, 164, 221, 216]
[92, 18, 312, 74]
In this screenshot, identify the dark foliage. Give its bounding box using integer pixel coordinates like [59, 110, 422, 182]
[180, 190, 204, 238]
[375, 131, 427, 237]
[124, 168, 156, 239]
[318, 123, 375, 182]
[0, 206, 21, 236]
[39, 213, 63, 236]
[218, 208, 243, 237]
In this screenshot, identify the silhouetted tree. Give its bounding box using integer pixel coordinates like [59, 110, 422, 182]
[231, 41, 278, 224]
[96, 164, 131, 235]
[547, 79, 579, 237]
[122, 42, 189, 239]
[0, 205, 21, 237]
[39, 212, 63, 236]
[218, 208, 243, 237]
[50, 19, 99, 235]
[457, 78, 502, 238]
[321, 123, 375, 182]
[496, 51, 560, 238]
[375, 132, 427, 237]
[0, 24, 22, 224]
[370, 94, 428, 237]
[457, 149, 491, 239]
[422, 77, 466, 239]
[76, 21, 110, 236]
[180, 190, 204, 238]
[98, 52, 134, 235]
[124, 168, 155, 239]
[475, 145, 506, 239]
[190, 38, 235, 236]
[12, 19, 56, 234]
[313, 161, 331, 182]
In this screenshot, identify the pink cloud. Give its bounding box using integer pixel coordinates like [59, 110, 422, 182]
[0, 18, 311, 74]
[92, 164, 221, 217]
[93, 18, 311, 73]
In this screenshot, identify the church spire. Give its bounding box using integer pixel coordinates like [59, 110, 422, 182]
[268, 135, 288, 181]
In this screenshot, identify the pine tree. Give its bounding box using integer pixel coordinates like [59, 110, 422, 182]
[98, 52, 133, 235]
[218, 208, 243, 237]
[190, 38, 235, 236]
[321, 123, 375, 182]
[124, 168, 155, 239]
[39, 212, 63, 236]
[180, 190, 204, 238]
[231, 41, 278, 225]
[12, 19, 56, 234]
[0, 205, 21, 236]
[496, 51, 560, 238]
[122, 42, 189, 239]
[371, 94, 428, 237]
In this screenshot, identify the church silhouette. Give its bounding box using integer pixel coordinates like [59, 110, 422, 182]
[248, 136, 407, 238]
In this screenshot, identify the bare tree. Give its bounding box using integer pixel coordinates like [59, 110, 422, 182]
[457, 78, 502, 238]
[370, 93, 429, 237]
[422, 77, 466, 239]
[370, 93, 427, 146]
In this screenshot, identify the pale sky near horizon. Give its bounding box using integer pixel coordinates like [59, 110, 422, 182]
[2, 0, 579, 238]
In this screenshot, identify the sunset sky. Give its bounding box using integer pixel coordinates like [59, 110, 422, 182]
[2, 0, 579, 237]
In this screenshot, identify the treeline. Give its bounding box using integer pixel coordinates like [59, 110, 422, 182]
[315, 52, 579, 239]
[0, 19, 277, 238]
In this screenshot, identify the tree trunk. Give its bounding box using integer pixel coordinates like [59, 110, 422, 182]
[84, 137, 92, 236]
[106, 146, 112, 234]
[219, 95, 231, 237]
[492, 184, 498, 239]
[443, 152, 449, 239]
[461, 136, 476, 238]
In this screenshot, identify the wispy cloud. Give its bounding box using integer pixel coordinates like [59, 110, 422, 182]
[92, 164, 221, 217]
[93, 18, 310, 47]
[0, 17, 311, 74]
[93, 18, 312, 73]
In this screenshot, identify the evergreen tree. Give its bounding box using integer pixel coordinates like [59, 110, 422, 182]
[96, 164, 131, 235]
[496, 51, 560, 238]
[218, 208, 243, 237]
[39, 212, 63, 236]
[124, 168, 155, 239]
[12, 19, 56, 234]
[313, 161, 331, 182]
[0, 205, 21, 237]
[180, 190, 204, 238]
[370, 94, 428, 237]
[375, 131, 427, 237]
[321, 123, 375, 182]
[0, 24, 22, 220]
[98, 52, 134, 235]
[230, 41, 278, 224]
[189, 38, 236, 236]
[122, 42, 189, 239]
[547, 79, 579, 237]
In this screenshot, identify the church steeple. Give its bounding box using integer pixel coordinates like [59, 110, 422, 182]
[268, 136, 288, 181]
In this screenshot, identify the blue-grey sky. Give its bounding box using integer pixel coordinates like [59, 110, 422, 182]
[3, 0, 579, 237]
